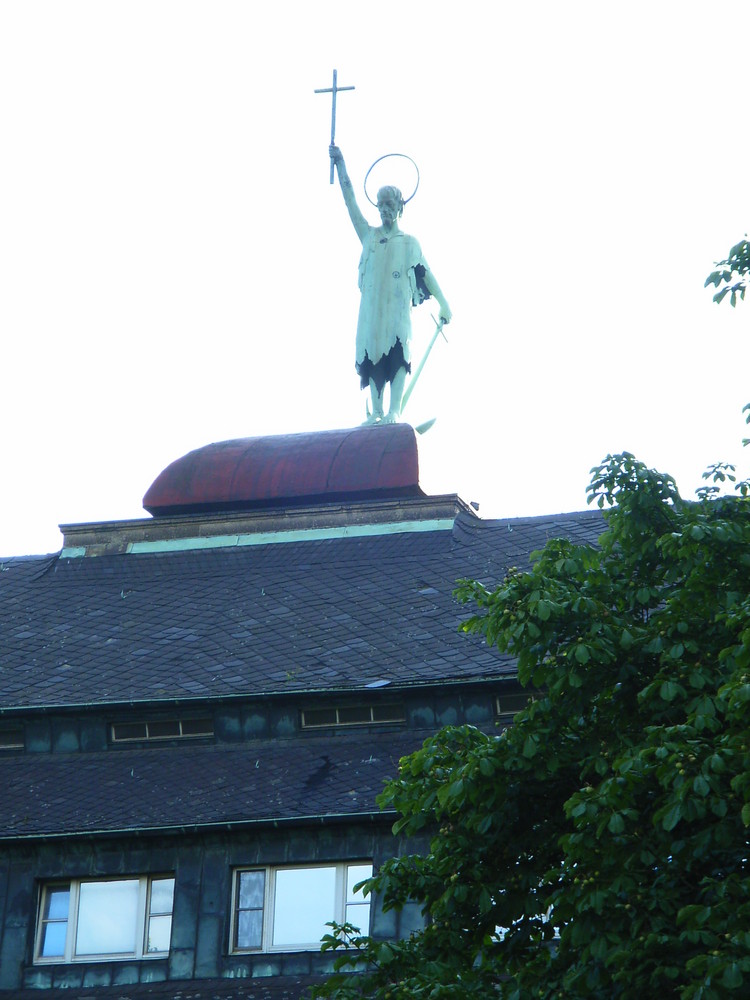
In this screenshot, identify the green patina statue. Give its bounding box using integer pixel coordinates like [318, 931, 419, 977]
[330, 145, 452, 424]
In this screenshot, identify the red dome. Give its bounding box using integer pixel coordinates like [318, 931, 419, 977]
[143, 424, 421, 516]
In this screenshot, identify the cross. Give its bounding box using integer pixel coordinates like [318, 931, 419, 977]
[314, 69, 355, 184]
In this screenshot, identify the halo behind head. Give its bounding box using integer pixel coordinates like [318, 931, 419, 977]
[365, 154, 420, 208]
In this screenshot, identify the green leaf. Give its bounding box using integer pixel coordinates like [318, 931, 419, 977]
[692, 775, 710, 797]
[660, 680, 680, 702]
[722, 963, 743, 989]
[661, 802, 682, 831]
[479, 756, 495, 777]
[608, 812, 625, 834]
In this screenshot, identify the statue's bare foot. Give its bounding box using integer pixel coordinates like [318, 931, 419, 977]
[381, 412, 400, 425]
[362, 412, 382, 426]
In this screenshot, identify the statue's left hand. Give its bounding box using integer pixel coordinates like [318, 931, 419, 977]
[440, 306, 453, 325]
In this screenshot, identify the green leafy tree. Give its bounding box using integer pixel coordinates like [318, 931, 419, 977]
[706, 237, 750, 306]
[313, 446, 750, 1000]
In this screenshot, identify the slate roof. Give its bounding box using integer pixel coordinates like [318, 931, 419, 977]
[0, 504, 606, 997]
[0, 729, 427, 840]
[2, 975, 322, 999]
[0, 510, 605, 711]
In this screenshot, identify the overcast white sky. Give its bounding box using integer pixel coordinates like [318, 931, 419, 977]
[2, 1, 749, 557]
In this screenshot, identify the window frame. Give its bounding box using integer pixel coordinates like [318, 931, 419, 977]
[300, 703, 405, 729]
[230, 862, 372, 954]
[495, 690, 533, 724]
[110, 716, 214, 743]
[34, 875, 174, 964]
[0, 726, 24, 750]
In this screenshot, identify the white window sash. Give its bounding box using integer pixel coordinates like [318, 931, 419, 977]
[232, 862, 372, 954]
[35, 876, 173, 964]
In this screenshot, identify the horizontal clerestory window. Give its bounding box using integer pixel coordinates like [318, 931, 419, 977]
[495, 691, 532, 724]
[35, 876, 174, 963]
[231, 862, 372, 953]
[110, 717, 214, 743]
[0, 726, 24, 750]
[300, 704, 404, 729]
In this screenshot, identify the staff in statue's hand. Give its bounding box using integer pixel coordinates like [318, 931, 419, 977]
[329, 144, 452, 425]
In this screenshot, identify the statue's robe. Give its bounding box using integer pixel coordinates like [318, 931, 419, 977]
[355, 229, 430, 391]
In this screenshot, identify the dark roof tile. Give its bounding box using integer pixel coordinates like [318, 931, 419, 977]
[0, 729, 437, 839]
[0, 976, 322, 1000]
[0, 510, 604, 710]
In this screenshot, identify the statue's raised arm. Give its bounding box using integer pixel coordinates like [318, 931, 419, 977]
[330, 145, 369, 243]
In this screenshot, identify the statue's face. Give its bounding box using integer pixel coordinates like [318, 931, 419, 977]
[377, 195, 400, 228]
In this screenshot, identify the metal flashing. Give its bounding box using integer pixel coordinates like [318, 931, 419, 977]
[59, 546, 87, 560]
[125, 518, 455, 555]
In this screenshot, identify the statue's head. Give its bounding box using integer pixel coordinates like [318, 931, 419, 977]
[376, 186, 404, 222]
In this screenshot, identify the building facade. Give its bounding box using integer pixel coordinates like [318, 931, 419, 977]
[0, 425, 603, 998]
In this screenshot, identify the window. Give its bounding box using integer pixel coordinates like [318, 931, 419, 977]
[301, 704, 404, 728]
[110, 717, 213, 742]
[232, 863, 372, 952]
[0, 726, 23, 749]
[495, 690, 532, 724]
[35, 876, 174, 963]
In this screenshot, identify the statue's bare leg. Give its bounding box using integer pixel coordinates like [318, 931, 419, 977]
[363, 379, 385, 425]
[382, 368, 407, 424]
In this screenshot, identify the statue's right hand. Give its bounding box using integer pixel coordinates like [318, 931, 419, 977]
[329, 144, 343, 164]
